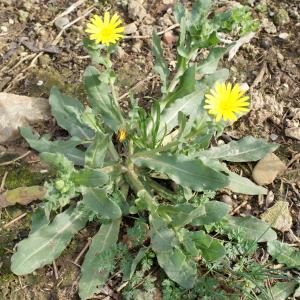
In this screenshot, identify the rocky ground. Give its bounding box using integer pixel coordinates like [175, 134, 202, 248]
[0, 0, 299, 299]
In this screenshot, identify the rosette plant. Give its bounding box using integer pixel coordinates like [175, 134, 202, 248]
[10, 1, 282, 299]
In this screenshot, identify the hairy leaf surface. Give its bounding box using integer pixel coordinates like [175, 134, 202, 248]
[79, 219, 121, 300]
[11, 205, 88, 275]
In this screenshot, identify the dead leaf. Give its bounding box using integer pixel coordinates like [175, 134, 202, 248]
[0, 186, 47, 207]
[261, 201, 292, 232]
[228, 32, 255, 61]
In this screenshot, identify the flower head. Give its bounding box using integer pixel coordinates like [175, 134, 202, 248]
[86, 12, 124, 46]
[204, 82, 250, 122]
[117, 129, 127, 142]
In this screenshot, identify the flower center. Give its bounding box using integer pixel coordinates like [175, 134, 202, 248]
[101, 26, 113, 38]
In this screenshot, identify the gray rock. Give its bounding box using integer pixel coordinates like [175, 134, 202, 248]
[0, 93, 50, 143]
[285, 127, 300, 140]
[252, 153, 286, 185]
[124, 22, 137, 35]
[220, 194, 233, 207]
[274, 8, 290, 26]
[54, 17, 70, 30]
[128, 0, 147, 20]
[262, 18, 277, 34]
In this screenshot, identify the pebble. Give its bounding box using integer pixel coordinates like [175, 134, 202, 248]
[54, 17, 69, 30]
[274, 8, 290, 26]
[252, 153, 286, 185]
[124, 22, 137, 35]
[0, 93, 50, 143]
[261, 18, 277, 34]
[270, 133, 278, 141]
[220, 195, 233, 207]
[1, 25, 8, 32]
[163, 31, 177, 46]
[132, 40, 143, 53]
[279, 32, 289, 39]
[128, 0, 147, 20]
[285, 127, 300, 140]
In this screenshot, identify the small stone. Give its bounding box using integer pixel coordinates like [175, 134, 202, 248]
[0, 93, 50, 143]
[274, 8, 290, 26]
[270, 133, 278, 141]
[261, 201, 292, 232]
[265, 190, 274, 207]
[252, 153, 286, 185]
[163, 31, 177, 46]
[277, 51, 284, 61]
[220, 195, 233, 207]
[285, 127, 300, 140]
[124, 22, 137, 35]
[128, 0, 147, 20]
[261, 18, 277, 34]
[132, 40, 143, 53]
[36, 80, 43, 86]
[279, 32, 289, 39]
[54, 17, 69, 30]
[1, 26, 8, 32]
[116, 46, 126, 59]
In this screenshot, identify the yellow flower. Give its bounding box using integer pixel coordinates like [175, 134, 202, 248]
[117, 129, 127, 142]
[86, 12, 124, 46]
[204, 82, 250, 122]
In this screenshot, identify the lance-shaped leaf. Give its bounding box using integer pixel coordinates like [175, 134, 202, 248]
[132, 153, 229, 191]
[83, 188, 122, 220]
[11, 205, 88, 275]
[200, 158, 267, 195]
[266, 281, 298, 300]
[192, 201, 230, 226]
[267, 240, 300, 270]
[198, 136, 278, 162]
[150, 214, 178, 253]
[84, 66, 124, 132]
[197, 68, 229, 90]
[157, 90, 204, 139]
[156, 247, 197, 289]
[79, 219, 121, 300]
[49, 87, 94, 139]
[72, 169, 108, 188]
[197, 46, 232, 75]
[20, 127, 85, 165]
[223, 216, 277, 242]
[152, 32, 169, 93]
[40, 152, 74, 172]
[85, 133, 109, 168]
[192, 231, 225, 262]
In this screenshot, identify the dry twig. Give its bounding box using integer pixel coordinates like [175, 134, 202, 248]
[4, 212, 27, 229]
[0, 151, 31, 167]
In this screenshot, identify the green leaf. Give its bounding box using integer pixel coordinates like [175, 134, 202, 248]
[156, 247, 197, 289]
[226, 171, 267, 195]
[11, 205, 88, 275]
[158, 204, 205, 227]
[79, 219, 121, 300]
[85, 133, 109, 168]
[83, 37, 105, 65]
[267, 240, 300, 270]
[150, 214, 178, 252]
[200, 158, 267, 195]
[83, 188, 122, 220]
[198, 68, 229, 89]
[158, 90, 204, 139]
[40, 152, 74, 172]
[20, 127, 85, 165]
[132, 153, 229, 191]
[192, 231, 225, 262]
[197, 46, 232, 75]
[192, 201, 230, 226]
[84, 66, 124, 132]
[30, 206, 49, 234]
[128, 247, 149, 280]
[72, 169, 108, 187]
[160, 67, 196, 109]
[266, 281, 298, 300]
[223, 216, 277, 242]
[198, 136, 278, 162]
[49, 87, 94, 139]
[152, 31, 170, 93]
